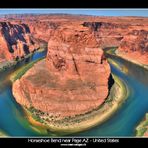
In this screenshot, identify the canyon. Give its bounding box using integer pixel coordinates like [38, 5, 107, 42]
[0, 22, 39, 63]
[0, 14, 148, 135]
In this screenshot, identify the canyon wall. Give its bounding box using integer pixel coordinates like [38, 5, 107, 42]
[118, 29, 148, 65]
[0, 22, 39, 62]
[27, 21, 60, 43]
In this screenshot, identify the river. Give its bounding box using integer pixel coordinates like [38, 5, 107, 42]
[0, 50, 148, 136]
[0, 51, 47, 136]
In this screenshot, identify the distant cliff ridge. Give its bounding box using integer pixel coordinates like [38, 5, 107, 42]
[0, 15, 148, 62]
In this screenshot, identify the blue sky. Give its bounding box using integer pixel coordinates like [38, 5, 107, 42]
[0, 9, 148, 17]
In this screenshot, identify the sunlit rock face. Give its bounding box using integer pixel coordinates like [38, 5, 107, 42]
[11, 15, 148, 118]
[118, 29, 148, 65]
[0, 22, 39, 62]
[13, 21, 110, 118]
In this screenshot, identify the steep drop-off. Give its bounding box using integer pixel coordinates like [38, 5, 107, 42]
[13, 22, 110, 118]
[0, 22, 39, 62]
[117, 29, 148, 65]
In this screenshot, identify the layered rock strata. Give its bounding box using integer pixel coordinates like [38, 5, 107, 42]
[118, 29, 148, 65]
[0, 22, 39, 62]
[13, 22, 110, 118]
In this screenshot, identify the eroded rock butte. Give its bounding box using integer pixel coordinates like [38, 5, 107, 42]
[13, 22, 110, 118]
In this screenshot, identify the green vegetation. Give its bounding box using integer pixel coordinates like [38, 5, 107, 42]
[136, 128, 147, 136]
[0, 61, 17, 72]
[27, 106, 60, 126]
[14, 106, 50, 136]
[136, 113, 148, 136]
[0, 130, 8, 137]
[105, 47, 117, 55]
[10, 57, 44, 82]
[27, 106, 46, 124]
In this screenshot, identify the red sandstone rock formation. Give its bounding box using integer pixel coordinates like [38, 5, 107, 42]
[12, 22, 110, 118]
[9, 15, 148, 120]
[0, 22, 39, 61]
[118, 29, 148, 65]
[27, 21, 60, 43]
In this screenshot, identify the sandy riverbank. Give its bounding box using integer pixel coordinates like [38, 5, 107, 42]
[0, 130, 8, 137]
[115, 50, 148, 70]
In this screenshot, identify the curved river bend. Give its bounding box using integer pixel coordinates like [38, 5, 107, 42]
[0, 50, 148, 136]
